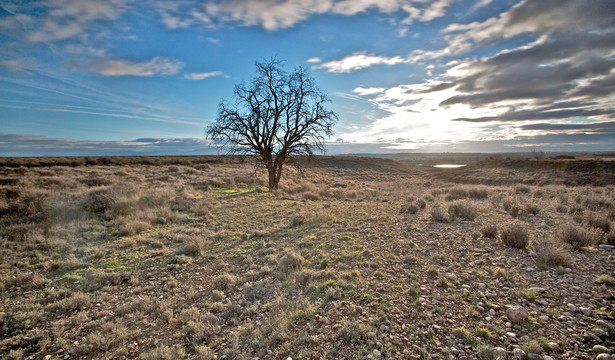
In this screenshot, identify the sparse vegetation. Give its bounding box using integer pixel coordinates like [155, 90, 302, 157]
[480, 223, 498, 238]
[1, 154, 614, 359]
[500, 221, 530, 249]
[559, 224, 600, 250]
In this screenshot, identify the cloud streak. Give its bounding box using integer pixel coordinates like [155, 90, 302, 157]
[318, 52, 409, 73]
[64, 57, 183, 77]
[27, 0, 130, 42]
[183, 71, 225, 80]
[156, 0, 456, 31]
[0, 134, 215, 157]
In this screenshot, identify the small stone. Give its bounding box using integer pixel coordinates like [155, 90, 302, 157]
[546, 342, 560, 351]
[489, 309, 496, 316]
[529, 287, 546, 293]
[567, 303, 578, 312]
[495, 347, 507, 357]
[593, 345, 611, 354]
[599, 244, 615, 250]
[543, 357, 554, 360]
[286, 357, 293, 360]
[44, 356, 52, 360]
[506, 332, 517, 339]
[513, 348, 526, 359]
[528, 353, 541, 360]
[539, 315, 549, 321]
[373, 349, 382, 359]
[580, 307, 592, 316]
[596, 354, 614, 360]
[507, 306, 529, 323]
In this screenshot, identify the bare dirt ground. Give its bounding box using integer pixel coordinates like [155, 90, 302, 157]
[1, 155, 614, 360]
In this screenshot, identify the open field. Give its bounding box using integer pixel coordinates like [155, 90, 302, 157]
[1, 155, 614, 359]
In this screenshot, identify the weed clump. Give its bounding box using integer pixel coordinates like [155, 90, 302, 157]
[139, 344, 185, 360]
[213, 273, 237, 291]
[534, 238, 571, 267]
[585, 212, 611, 233]
[448, 201, 477, 221]
[430, 206, 450, 223]
[559, 224, 600, 250]
[279, 251, 304, 272]
[469, 188, 489, 200]
[83, 188, 116, 214]
[446, 188, 468, 201]
[480, 223, 498, 238]
[500, 221, 530, 249]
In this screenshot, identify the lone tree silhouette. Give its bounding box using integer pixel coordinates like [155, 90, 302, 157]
[207, 58, 338, 190]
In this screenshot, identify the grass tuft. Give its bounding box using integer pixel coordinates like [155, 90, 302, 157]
[500, 221, 530, 249]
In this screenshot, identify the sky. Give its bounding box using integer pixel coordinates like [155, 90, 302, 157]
[1, 0, 614, 156]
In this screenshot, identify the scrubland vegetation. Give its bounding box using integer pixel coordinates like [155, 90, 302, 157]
[1, 155, 614, 359]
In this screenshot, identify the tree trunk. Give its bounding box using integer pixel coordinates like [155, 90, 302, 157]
[266, 157, 285, 190]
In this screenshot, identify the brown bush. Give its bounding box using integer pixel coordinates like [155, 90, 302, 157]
[446, 188, 469, 201]
[430, 206, 450, 223]
[585, 212, 611, 233]
[213, 273, 237, 291]
[559, 224, 601, 250]
[279, 251, 304, 272]
[468, 188, 489, 200]
[448, 201, 477, 221]
[480, 223, 498, 238]
[83, 188, 116, 214]
[500, 221, 530, 249]
[534, 238, 571, 267]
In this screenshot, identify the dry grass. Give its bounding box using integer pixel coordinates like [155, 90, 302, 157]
[1, 155, 614, 359]
[500, 221, 530, 249]
[534, 238, 571, 267]
[559, 224, 601, 250]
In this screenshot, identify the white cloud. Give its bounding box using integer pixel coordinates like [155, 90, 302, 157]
[318, 52, 408, 73]
[28, 0, 130, 42]
[66, 57, 183, 77]
[184, 71, 225, 80]
[0, 59, 32, 73]
[306, 57, 322, 63]
[157, 0, 454, 31]
[353, 87, 385, 96]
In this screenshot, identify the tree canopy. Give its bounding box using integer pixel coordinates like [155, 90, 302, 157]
[207, 58, 337, 189]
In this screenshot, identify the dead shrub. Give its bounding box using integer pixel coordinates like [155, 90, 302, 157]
[585, 212, 611, 233]
[430, 206, 450, 223]
[118, 219, 151, 236]
[559, 224, 601, 250]
[83, 188, 116, 214]
[6, 189, 49, 217]
[480, 223, 498, 238]
[503, 199, 521, 218]
[469, 188, 489, 200]
[177, 236, 207, 256]
[289, 212, 306, 227]
[400, 204, 419, 214]
[534, 238, 571, 267]
[448, 201, 477, 221]
[446, 188, 468, 201]
[213, 273, 237, 291]
[139, 344, 185, 360]
[279, 251, 304, 272]
[515, 185, 531, 194]
[524, 202, 541, 216]
[500, 221, 530, 249]
[303, 192, 320, 201]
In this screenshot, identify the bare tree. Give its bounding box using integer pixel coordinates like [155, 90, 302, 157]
[207, 58, 338, 189]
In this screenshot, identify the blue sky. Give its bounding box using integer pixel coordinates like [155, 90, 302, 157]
[1, 0, 614, 156]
